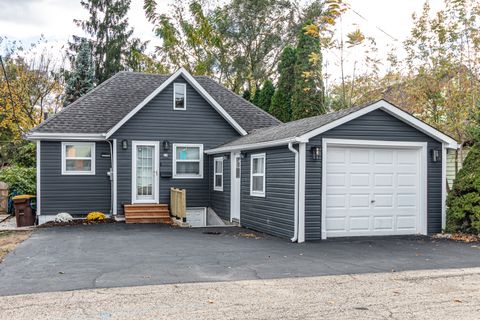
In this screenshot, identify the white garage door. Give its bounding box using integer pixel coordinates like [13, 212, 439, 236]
[325, 145, 423, 237]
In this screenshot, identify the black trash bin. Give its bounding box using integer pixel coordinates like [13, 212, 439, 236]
[13, 195, 36, 227]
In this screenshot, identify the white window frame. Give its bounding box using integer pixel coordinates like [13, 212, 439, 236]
[250, 153, 266, 197]
[173, 83, 187, 110]
[61, 142, 95, 175]
[173, 143, 204, 179]
[213, 157, 224, 191]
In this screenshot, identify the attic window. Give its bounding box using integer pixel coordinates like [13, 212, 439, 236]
[173, 83, 186, 110]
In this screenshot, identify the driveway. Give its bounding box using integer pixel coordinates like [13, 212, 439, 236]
[1, 223, 479, 296]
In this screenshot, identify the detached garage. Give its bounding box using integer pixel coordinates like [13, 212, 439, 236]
[206, 100, 457, 242]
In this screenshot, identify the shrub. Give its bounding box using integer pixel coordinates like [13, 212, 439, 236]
[446, 145, 480, 234]
[55, 212, 73, 223]
[0, 165, 36, 197]
[86, 211, 106, 221]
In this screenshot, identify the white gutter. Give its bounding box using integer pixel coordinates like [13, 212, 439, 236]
[206, 137, 308, 155]
[25, 133, 106, 141]
[288, 142, 299, 242]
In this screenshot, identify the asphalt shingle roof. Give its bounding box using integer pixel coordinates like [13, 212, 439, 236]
[31, 72, 280, 134]
[214, 104, 369, 148]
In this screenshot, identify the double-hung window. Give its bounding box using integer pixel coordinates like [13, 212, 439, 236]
[173, 144, 203, 178]
[61, 142, 95, 175]
[213, 157, 223, 191]
[173, 83, 186, 110]
[250, 153, 266, 197]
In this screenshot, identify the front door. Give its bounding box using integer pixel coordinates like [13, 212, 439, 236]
[132, 141, 159, 204]
[230, 152, 241, 222]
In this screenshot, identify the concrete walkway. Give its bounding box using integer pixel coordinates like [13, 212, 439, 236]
[1, 267, 479, 320]
[1, 223, 480, 296]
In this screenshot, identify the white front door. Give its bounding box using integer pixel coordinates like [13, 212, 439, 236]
[230, 152, 241, 222]
[324, 144, 425, 237]
[132, 141, 159, 204]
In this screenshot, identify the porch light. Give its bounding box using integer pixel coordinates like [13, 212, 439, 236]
[223, 154, 229, 161]
[163, 140, 171, 151]
[431, 149, 440, 162]
[121, 139, 128, 150]
[311, 146, 321, 160]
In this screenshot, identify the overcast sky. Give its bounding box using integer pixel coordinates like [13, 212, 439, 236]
[0, 0, 445, 81]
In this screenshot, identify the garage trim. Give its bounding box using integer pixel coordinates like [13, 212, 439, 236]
[321, 139, 428, 239]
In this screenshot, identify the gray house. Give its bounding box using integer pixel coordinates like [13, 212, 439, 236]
[27, 68, 457, 242]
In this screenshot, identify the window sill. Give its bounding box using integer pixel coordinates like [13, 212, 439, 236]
[250, 192, 265, 198]
[61, 171, 96, 176]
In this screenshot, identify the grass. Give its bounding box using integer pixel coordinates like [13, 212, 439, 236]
[0, 230, 32, 262]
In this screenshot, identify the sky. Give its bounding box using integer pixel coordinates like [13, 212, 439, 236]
[0, 0, 445, 82]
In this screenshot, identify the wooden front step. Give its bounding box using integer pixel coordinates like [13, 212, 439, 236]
[124, 204, 172, 224]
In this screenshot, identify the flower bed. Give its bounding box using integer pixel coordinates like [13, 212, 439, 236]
[38, 218, 116, 228]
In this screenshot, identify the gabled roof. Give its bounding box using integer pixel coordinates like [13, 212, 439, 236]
[27, 68, 280, 139]
[206, 100, 458, 153]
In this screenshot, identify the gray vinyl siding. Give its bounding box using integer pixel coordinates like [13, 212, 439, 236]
[240, 146, 296, 239]
[305, 109, 443, 240]
[209, 154, 231, 220]
[112, 75, 240, 214]
[40, 141, 111, 216]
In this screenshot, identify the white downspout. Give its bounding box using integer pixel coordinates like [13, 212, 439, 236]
[288, 142, 299, 242]
[106, 140, 114, 217]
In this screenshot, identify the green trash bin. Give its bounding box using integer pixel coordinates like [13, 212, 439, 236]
[13, 195, 36, 227]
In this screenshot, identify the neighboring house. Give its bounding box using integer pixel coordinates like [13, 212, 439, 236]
[27, 68, 458, 242]
[446, 147, 470, 190]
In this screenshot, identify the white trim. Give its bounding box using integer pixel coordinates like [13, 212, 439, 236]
[298, 143, 306, 243]
[112, 139, 117, 215]
[230, 152, 241, 223]
[131, 141, 160, 204]
[172, 143, 204, 179]
[213, 157, 224, 191]
[27, 133, 105, 141]
[105, 68, 247, 138]
[61, 142, 96, 175]
[173, 82, 187, 110]
[36, 140, 41, 217]
[205, 137, 307, 154]
[301, 100, 457, 149]
[250, 153, 266, 197]
[441, 143, 447, 230]
[321, 139, 428, 240]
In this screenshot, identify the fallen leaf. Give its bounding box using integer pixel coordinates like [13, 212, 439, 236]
[453, 299, 462, 303]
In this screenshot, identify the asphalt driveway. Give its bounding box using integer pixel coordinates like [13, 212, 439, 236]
[1, 223, 479, 296]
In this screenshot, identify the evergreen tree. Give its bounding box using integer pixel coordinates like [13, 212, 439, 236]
[291, 22, 325, 120]
[257, 80, 275, 111]
[64, 40, 95, 105]
[251, 87, 262, 107]
[270, 46, 296, 122]
[71, 0, 138, 84]
[242, 89, 251, 102]
[446, 106, 480, 234]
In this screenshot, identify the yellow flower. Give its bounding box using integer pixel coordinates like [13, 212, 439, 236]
[86, 211, 106, 221]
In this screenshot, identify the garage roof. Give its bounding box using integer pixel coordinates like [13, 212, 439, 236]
[206, 100, 458, 153]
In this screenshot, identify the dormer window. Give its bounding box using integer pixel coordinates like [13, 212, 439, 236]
[173, 83, 186, 110]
